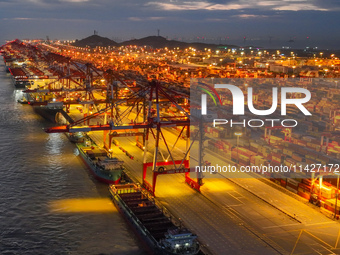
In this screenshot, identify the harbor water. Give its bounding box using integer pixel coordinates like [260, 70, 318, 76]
[0, 60, 145, 254]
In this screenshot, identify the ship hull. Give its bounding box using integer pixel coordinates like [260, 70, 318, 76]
[111, 194, 173, 255]
[112, 195, 156, 255]
[33, 106, 61, 123]
[77, 143, 122, 184]
[65, 133, 85, 143]
[109, 186, 200, 255]
[14, 80, 29, 89]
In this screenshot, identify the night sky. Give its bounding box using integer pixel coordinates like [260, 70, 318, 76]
[1, 0, 340, 49]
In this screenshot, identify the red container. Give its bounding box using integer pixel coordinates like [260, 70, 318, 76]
[274, 178, 281, 185]
[302, 178, 312, 186]
[287, 182, 298, 191]
[231, 151, 238, 160]
[298, 190, 311, 200]
[280, 179, 287, 187]
[299, 182, 311, 192]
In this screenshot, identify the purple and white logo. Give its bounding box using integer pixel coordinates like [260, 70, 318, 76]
[201, 84, 311, 116]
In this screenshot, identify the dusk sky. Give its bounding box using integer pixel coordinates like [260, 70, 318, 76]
[1, 0, 340, 49]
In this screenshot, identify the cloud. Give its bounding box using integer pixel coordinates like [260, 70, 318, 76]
[59, 0, 90, 2]
[233, 14, 269, 18]
[205, 18, 229, 21]
[146, 0, 335, 11]
[273, 4, 327, 11]
[149, 16, 167, 20]
[12, 17, 36, 20]
[146, 2, 210, 11]
[315, 0, 340, 10]
[128, 17, 142, 21]
[146, 1, 246, 11]
[27, 0, 90, 3]
[128, 16, 169, 21]
[2, 0, 339, 14]
[2, 17, 94, 22]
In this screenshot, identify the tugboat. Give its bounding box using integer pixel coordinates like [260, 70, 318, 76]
[109, 183, 200, 255]
[77, 140, 124, 184]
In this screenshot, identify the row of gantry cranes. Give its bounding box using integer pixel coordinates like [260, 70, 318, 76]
[5, 39, 204, 196]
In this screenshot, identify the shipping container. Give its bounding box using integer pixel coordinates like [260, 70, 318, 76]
[323, 198, 340, 215]
[280, 179, 287, 188]
[271, 152, 283, 164]
[287, 185, 298, 194]
[297, 190, 310, 200]
[283, 148, 293, 156]
[292, 153, 304, 162]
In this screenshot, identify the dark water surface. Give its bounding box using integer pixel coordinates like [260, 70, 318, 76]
[0, 61, 144, 255]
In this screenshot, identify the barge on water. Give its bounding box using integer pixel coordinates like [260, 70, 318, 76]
[109, 183, 200, 255]
[77, 141, 124, 184]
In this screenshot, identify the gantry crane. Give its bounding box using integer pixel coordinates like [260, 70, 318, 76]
[45, 78, 202, 196]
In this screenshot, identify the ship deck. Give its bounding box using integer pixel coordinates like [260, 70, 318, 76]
[119, 191, 175, 241]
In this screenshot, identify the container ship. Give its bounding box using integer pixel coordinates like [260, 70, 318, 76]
[31, 101, 63, 123]
[77, 141, 124, 184]
[109, 183, 200, 255]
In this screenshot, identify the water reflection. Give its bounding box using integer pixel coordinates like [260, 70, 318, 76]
[46, 133, 64, 155]
[13, 89, 24, 102]
[49, 198, 117, 213]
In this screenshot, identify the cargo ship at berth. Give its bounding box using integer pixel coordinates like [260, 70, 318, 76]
[77, 141, 124, 184]
[109, 183, 200, 255]
[31, 101, 63, 123]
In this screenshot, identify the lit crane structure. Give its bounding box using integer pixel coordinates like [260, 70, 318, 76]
[45, 79, 202, 196]
[17, 41, 202, 196]
[264, 126, 292, 144]
[23, 46, 142, 121]
[24, 58, 113, 121]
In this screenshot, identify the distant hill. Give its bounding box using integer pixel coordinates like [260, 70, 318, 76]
[73, 35, 118, 48]
[120, 36, 237, 50]
[73, 35, 237, 50]
[120, 36, 187, 48]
